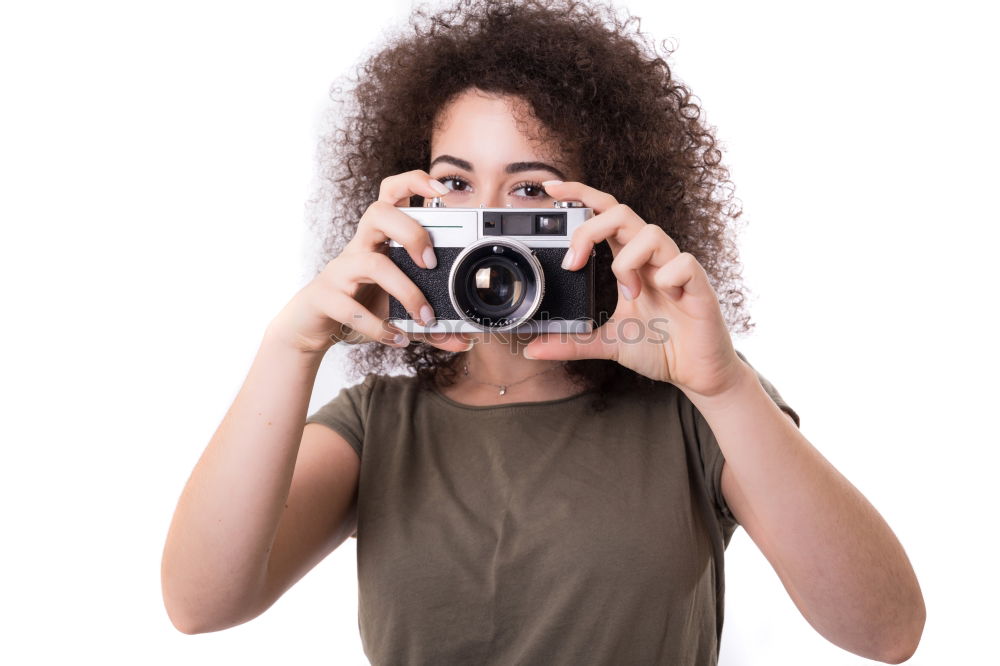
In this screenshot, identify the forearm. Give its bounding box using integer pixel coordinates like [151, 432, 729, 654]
[686, 362, 924, 662]
[161, 328, 325, 633]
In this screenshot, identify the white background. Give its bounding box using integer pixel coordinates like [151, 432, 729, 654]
[1, 1, 996, 663]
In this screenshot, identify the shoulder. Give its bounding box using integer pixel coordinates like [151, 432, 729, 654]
[358, 372, 428, 406]
[341, 371, 417, 392]
[312, 372, 417, 415]
[307, 373, 421, 437]
[366, 372, 419, 394]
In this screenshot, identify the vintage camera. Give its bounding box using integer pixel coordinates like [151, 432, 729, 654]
[387, 198, 596, 333]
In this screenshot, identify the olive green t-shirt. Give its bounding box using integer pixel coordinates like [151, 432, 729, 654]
[306, 350, 799, 665]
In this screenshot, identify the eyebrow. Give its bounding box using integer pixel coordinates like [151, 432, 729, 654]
[429, 154, 566, 181]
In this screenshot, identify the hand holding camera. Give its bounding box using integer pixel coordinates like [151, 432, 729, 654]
[522, 179, 744, 400]
[265, 171, 475, 355]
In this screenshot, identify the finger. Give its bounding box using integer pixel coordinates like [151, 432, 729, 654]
[378, 169, 450, 206]
[560, 203, 647, 271]
[330, 252, 437, 326]
[610, 224, 681, 301]
[540, 180, 619, 213]
[350, 201, 439, 269]
[313, 287, 410, 348]
[408, 332, 475, 353]
[652, 252, 715, 302]
[523, 330, 616, 362]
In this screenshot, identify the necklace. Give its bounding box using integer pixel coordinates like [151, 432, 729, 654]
[462, 358, 566, 397]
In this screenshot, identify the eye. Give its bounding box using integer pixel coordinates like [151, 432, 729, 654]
[511, 181, 548, 199]
[438, 175, 472, 193]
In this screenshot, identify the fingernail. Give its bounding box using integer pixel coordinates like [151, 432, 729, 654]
[523, 348, 536, 359]
[393, 333, 409, 347]
[542, 179, 563, 186]
[429, 179, 449, 195]
[620, 283, 633, 301]
[420, 305, 436, 327]
[561, 248, 576, 270]
[422, 246, 437, 269]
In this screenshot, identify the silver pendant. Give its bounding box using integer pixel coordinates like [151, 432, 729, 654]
[498, 385, 507, 396]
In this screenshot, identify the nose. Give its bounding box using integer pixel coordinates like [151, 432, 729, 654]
[476, 194, 503, 208]
[475, 180, 505, 209]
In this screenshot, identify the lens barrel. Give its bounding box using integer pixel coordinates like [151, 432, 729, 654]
[447, 238, 544, 330]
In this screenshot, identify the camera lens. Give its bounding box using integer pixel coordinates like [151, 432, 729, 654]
[448, 239, 544, 330]
[470, 257, 525, 311]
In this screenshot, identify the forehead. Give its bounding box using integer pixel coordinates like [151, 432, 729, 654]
[430, 89, 570, 170]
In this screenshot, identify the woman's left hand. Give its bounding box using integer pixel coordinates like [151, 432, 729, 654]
[523, 180, 746, 399]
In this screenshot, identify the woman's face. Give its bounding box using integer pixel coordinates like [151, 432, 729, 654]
[428, 88, 577, 207]
[426, 89, 580, 347]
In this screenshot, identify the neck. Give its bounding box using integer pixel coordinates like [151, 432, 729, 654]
[439, 333, 582, 405]
[463, 334, 549, 383]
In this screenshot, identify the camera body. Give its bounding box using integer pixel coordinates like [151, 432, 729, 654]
[387, 200, 595, 333]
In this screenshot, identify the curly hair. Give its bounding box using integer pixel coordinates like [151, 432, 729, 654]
[307, 0, 754, 410]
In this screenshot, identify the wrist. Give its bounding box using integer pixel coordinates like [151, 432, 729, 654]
[682, 358, 759, 416]
[260, 324, 332, 367]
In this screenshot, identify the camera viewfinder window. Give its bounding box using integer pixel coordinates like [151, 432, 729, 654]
[501, 213, 533, 235]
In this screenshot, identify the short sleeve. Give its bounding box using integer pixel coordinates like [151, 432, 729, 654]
[305, 373, 378, 459]
[693, 350, 801, 536]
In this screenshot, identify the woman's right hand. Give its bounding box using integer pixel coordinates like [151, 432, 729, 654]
[266, 170, 472, 355]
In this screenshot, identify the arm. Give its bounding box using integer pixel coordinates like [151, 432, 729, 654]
[160, 330, 335, 634]
[692, 361, 925, 663]
[524, 180, 925, 663]
[160, 170, 470, 634]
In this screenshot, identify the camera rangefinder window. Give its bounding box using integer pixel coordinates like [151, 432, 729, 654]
[535, 215, 565, 235]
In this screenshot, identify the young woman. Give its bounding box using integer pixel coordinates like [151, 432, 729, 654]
[161, 1, 925, 663]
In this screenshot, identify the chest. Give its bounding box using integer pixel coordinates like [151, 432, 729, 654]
[356, 404, 714, 599]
